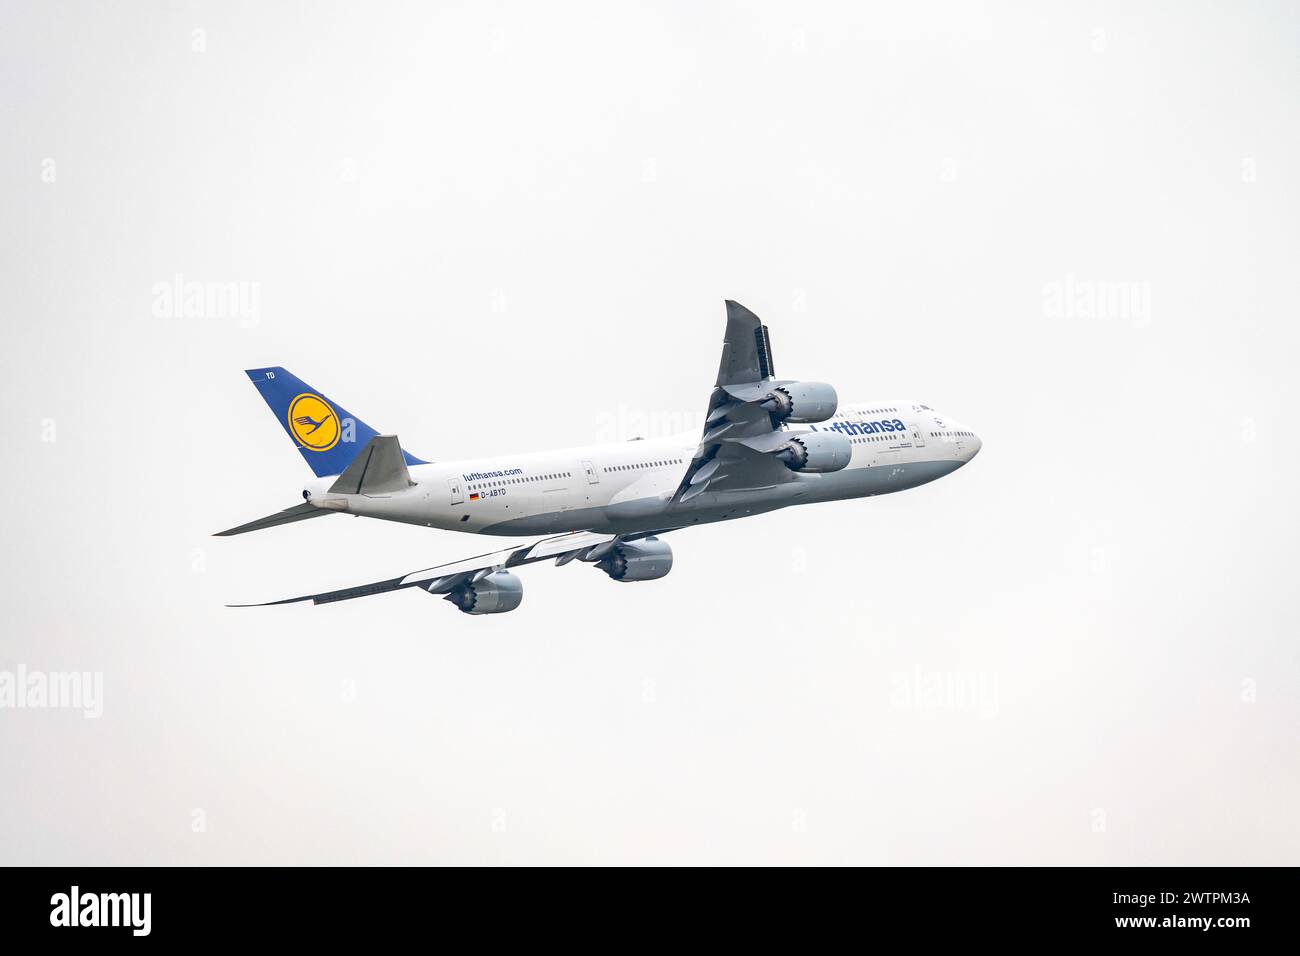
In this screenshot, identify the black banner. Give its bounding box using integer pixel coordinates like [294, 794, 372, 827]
[0, 866, 1294, 942]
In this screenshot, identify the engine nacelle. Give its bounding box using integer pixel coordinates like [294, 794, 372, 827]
[446, 570, 524, 614]
[761, 382, 838, 423]
[596, 538, 673, 582]
[775, 430, 851, 473]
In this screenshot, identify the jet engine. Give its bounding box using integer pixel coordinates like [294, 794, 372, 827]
[596, 539, 674, 582]
[759, 382, 838, 423]
[774, 430, 851, 473]
[445, 570, 524, 614]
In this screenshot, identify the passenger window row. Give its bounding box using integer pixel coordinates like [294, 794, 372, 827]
[469, 471, 571, 492]
[604, 458, 684, 473]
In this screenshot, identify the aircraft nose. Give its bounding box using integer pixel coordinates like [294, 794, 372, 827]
[953, 427, 981, 464]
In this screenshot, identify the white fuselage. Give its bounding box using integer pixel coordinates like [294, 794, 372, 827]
[302, 400, 981, 537]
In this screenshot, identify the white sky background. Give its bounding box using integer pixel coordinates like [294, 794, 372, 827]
[1, 0, 1296, 864]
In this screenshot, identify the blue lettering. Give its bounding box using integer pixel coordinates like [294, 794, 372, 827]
[462, 467, 525, 482]
[813, 419, 911, 438]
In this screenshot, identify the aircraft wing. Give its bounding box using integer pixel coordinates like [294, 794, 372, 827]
[671, 300, 816, 503]
[228, 528, 675, 607]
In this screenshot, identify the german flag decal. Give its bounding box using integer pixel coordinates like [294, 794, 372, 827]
[469, 493, 480, 501]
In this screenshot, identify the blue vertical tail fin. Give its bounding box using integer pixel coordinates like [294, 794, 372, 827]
[244, 367, 426, 478]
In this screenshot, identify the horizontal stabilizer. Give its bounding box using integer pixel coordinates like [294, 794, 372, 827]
[213, 502, 328, 537]
[328, 435, 414, 495]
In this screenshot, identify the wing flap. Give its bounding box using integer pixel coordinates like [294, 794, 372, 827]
[525, 531, 617, 561]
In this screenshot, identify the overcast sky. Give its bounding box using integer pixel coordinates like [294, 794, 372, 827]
[1, 0, 1296, 864]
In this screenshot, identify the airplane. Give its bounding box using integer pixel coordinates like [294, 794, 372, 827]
[220, 300, 981, 614]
